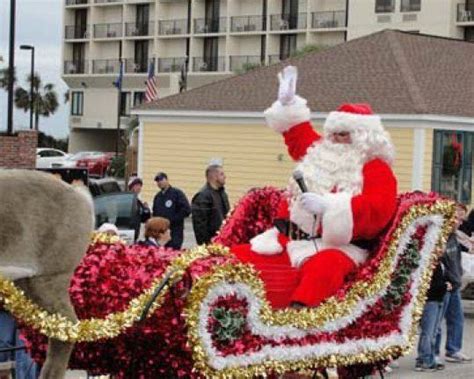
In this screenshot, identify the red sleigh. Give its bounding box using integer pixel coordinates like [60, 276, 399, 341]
[16, 187, 454, 378]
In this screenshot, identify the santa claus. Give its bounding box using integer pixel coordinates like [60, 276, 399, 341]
[232, 66, 398, 307]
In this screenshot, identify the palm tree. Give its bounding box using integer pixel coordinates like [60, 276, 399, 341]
[14, 74, 59, 131]
[0, 67, 16, 90]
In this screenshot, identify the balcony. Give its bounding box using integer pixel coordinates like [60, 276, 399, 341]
[64, 60, 88, 74]
[157, 57, 186, 73]
[92, 59, 120, 74]
[192, 57, 225, 72]
[125, 22, 154, 37]
[311, 11, 346, 29]
[229, 55, 262, 72]
[230, 15, 264, 33]
[66, 0, 89, 5]
[270, 13, 307, 31]
[95, 0, 121, 4]
[457, 3, 474, 22]
[94, 23, 123, 38]
[65, 25, 90, 40]
[124, 58, 153, 73]
[194, 17, 227, 34]
[158, 19, 188, 35]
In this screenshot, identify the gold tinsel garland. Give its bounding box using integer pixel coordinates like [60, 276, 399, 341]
[0, 242, 229, 342]
[184, 200, 455, 377]
[0, 201, 455, 377]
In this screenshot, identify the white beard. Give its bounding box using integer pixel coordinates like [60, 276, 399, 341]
[288, 139, 365, 234]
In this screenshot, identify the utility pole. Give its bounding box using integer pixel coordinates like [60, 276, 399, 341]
[115, 42, 123, 159]
[20, 45, 35, 130]
[7, 0, 16, 135]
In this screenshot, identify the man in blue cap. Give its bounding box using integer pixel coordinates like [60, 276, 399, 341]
[152, 172, 191, 249]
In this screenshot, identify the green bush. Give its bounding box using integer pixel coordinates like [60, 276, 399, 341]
[107, 155, 126, 178]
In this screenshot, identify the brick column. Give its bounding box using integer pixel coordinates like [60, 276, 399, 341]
[0, 130, 38, 169]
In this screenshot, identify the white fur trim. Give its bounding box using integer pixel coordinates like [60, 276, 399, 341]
[287, 238, 366, 268]
[289, 201, 316, 235]
[287, 240, 320, 268]
[338, 245, 368, 266]
[250, 227, 283, 255]
[324, 111, 383, 134]
[264, 95, 310, 133]
[0, 266, 37, 281]
[194, 215, 446, 370]
[321, 193, 353, 246]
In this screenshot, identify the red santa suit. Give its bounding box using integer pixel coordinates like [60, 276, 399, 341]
[232, 97, 397, 307]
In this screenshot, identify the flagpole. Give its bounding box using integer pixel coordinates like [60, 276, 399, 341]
[115, 42, 122, 160]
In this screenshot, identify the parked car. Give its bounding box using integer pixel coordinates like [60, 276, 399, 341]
[93, 192, 138, 244]
[36, 148, 70, 169]
[89, 177, 122, 197]
[55, 151, 114, 178]
[76, 152, 115, 178]
[58, 151, 104, 168]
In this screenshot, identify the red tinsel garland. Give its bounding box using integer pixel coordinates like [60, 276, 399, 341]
[18, 188, 445, 378]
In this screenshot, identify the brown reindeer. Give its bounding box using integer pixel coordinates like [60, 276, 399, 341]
[0, 169, 94, 379]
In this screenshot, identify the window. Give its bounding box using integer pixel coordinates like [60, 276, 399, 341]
[432, 131, 474, 204]
[71, 91, 83, 116]
[120, 92, 131, 116]
[401, 0, 421, 12]
[203, 37, 219, 71]
[133, 92, 146, 106]
[465, 27, 474, 42]
[280, 34, 297, 60]
[375, 0, 395, 13]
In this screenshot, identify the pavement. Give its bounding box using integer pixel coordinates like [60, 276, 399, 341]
[65, 220, 474, 378]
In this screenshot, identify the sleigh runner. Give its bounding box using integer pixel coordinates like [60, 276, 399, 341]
[0, 187, 455, 378]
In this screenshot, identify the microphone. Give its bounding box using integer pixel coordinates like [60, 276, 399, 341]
[293, 170, 308, 193]
[293, 170, 320, 249]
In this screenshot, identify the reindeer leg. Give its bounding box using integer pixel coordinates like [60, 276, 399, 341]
[39, 339, 74, 379]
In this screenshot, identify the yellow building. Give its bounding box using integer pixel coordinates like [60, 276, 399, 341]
[134, 30, 474, 207]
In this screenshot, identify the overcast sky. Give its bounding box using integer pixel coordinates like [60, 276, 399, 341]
[0, 0, 68, 139]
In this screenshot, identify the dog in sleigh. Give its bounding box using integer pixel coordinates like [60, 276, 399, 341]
[0, 66, 456, 378]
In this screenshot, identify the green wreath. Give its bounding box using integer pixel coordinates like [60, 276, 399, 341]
[442, 144, 462, 176]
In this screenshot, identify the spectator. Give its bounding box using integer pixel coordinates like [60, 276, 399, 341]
[152, 172, 191, 249]
[0, 311, 40, 378]
[191, 165, 230, 245]
[435, 203, 472, 364]
[98, 222, 119, 236]
[138, 217, 171, 248]
[415, 260, 449, 372]
[128, 176, 151, 241]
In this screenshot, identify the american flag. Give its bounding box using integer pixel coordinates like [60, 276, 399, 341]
[145, 61, 158, 103]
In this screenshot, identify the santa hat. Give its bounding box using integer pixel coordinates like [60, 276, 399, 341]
[323, 103, 384, 135]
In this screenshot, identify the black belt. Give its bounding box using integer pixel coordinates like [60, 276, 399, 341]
[274, 218, 313, 240]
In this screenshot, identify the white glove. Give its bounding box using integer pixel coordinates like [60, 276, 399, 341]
[278, 66, 298, 105]
[300, 193, 327, 215]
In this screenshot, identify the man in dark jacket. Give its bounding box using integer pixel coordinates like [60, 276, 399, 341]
[191, 165, 230, 245]
[152, 172, 191, 249]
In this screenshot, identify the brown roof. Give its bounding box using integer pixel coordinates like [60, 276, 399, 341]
[138, 30, 474, 117]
